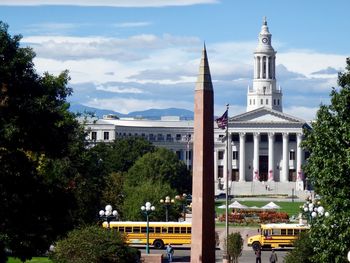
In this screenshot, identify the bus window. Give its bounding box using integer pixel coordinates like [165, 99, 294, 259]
[149, 227, 154, 233]
[187, 227, 191, 234]
[155, 227, 161, 233]
[294, 229, 300, 235]
[281, 229, 287, 235]
[141, 227, 147, 233]
[168, 227, 174, 233]
[118, 226, 125, 232]
[180, 227, 186, 233]
[271, 229, 280, 235]
[263, 230, 269, 236]
[162, 227, 167, 233]
[174, 227, 180, 233]
[133, 227, 140, 233]
[125, 227, 132, 233]
[287, 229, 293, 235]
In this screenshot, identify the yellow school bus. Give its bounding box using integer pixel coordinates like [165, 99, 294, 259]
[247, 223, 310, 250]
[103, 221, 191, 249]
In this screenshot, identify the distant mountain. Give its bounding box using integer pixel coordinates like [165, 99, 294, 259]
[129, 108, 194, 119]
[69, 103, 194, 120]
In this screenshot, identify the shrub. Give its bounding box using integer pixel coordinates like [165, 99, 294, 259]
[284, 232, 313, 263]
[50, 225, 139, 263]
[226, 232, 243, 263]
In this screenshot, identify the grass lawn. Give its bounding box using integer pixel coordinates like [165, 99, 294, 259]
[215, 200, 303, 217]
[7, 257, 52, 263]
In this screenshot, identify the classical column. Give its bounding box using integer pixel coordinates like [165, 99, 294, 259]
[239, 132, 246, 182]
[297, 133, 303, 181]
[253, 132, 260, 181]
[227, 134, 232, 187]
[268, 132, 274, 181]
[214, 150, 218, 186]
[282, 133, 289, 182]
[254, 56, 257, 79]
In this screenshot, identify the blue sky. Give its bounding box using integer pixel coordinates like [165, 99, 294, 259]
[0, 0, 349, 120]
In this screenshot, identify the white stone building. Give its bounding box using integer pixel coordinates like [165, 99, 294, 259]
[85, 18, 310, 196]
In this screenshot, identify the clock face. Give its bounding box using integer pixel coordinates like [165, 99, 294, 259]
[262, 37, 268, 44]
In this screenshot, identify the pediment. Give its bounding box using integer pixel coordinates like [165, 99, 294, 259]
[230, 107, 305, 123]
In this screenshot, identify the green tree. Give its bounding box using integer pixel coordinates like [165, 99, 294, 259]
[0, 21, 85, 262]
[302, 58, 350, 262]
[50, 225, 139, 263]
[126, 147, 192, 194]
[122, 180, 176, 221]
[226, 232, 243, 263]
[284, 232, 313, 263]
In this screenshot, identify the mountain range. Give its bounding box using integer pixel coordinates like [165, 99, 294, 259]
[69, 103, 194, 120]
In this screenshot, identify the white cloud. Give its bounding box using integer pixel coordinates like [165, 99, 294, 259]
[278, 51, 346, 77]
[0, 0, 218, 7]
[113, 22, 152, 28]
[284, 106, 319, 122]
[96, 84, 144, 94]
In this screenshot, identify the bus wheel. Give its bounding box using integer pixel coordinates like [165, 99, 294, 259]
[153, 239, 164, 249]
[252, 242, 261, 251]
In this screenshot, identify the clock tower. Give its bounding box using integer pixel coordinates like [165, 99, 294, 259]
[247, 17, 282, 112]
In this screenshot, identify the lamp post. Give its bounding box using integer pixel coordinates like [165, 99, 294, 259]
[302, 197, 329, 224]
[175, 193, 188, 221]
[99, 204, 118, 228]
[160, 196, 174, 222]
[141, 202, 155, 254]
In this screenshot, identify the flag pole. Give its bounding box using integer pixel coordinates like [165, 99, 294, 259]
[224, 103, 229, 260]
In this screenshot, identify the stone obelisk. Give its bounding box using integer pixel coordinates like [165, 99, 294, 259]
[190, 44, 215, 263]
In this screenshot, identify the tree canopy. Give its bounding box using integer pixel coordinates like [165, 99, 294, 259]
[302, 58, 350, 262]
[0, 21, 84, 262]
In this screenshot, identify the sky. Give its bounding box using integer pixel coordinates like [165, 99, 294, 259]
[0, 0, 349, 121]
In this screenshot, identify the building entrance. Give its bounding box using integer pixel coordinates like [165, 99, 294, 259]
[259, 155, 268, 181]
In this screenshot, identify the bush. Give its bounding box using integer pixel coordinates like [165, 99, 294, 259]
[226, 232, 243, 263]
[50, 225, 139, 263]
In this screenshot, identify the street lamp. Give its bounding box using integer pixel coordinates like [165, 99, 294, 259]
[175, 193, 188, 221]
[160, 196, 174, 222]
[302, 197, 329, 224]
[141, 202, 155, 254]
[99, 204, 118, 228]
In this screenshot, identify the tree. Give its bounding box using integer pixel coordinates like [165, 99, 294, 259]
[0, 21, 85, 262]
[284, 232, 313, 263]
[50, 225, 139, 263]
[122, 180, 176, 221]
[125, 147, 192, 194]
[226, 232, 243, 263]
[302, 58, 350, 262]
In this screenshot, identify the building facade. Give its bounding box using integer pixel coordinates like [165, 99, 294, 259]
[85, 19, 310, 196]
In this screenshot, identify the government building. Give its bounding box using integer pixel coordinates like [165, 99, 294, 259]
[85, 18, 310, 196]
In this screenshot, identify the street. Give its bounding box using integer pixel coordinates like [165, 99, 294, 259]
[138, 246, 288, 262]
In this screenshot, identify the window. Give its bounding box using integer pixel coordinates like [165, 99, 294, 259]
[218, 151, 224, 160]
[277, 99, 280, 105]
[157, 134, 163, 141]
[91, 131, 97, 140]
[289, 134, 296, 142]
[274, 99, 276, 105]
[287, 229, 293, 235]
[176, 134, 182, 140]
[266, 99, 268, 105]
[281, 229, 287, 235]
[253, 99, 255, 105]
[218, 165, 224, 178]
[261, 99, 263, 105]
[231, 133, 239, 142]
[176, 151, 182, 160]
[149, 134, 155, 141]
[290, 151, 295, 160]
[133, 227, 140, 233]
[249, 99, 252, 105]
[103, 132, 109, 140]
[166, 134, 172, 141]
[232, 151, 238, 160]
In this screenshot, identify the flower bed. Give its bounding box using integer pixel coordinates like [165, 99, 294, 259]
[218, 209, 289, 224]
